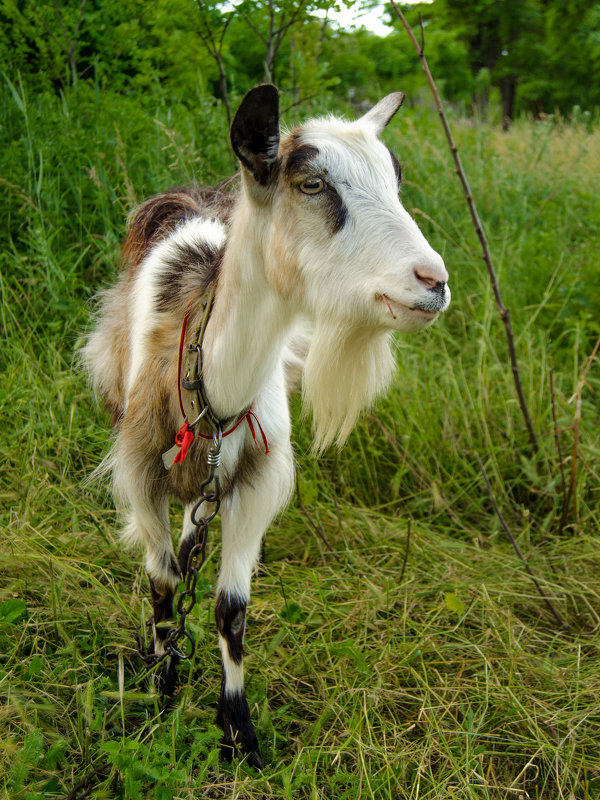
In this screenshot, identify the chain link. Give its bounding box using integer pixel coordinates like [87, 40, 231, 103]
[136, 430, 222, 668]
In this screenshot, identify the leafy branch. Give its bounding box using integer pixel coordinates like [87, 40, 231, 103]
[26, 0, 87, 84]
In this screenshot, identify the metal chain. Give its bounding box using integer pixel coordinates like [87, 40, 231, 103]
[136, 429, 222, 667]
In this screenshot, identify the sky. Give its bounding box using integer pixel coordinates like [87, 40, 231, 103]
[314, 1, 432, 38]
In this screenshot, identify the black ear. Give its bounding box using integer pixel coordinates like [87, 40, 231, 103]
[230, 84, 280, 185]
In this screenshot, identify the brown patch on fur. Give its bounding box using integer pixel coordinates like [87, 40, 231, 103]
[82, 275, 132, 424]
[277, 129, 301, 160]
[130, 297, 267, 503]
[145, 318, 181, 401]
[86, 186, 229, 428]
[226, 440, 264, 492]
[87, 171, 275, 536]
[259, 138, 317, 298]
[164, 425, 266, 506]
[266, 225, 302, 299]
[122, 378, 175, 467]
[123, 184, 236, 273]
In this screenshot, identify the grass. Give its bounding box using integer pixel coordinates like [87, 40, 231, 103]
[1, 75, 599, 799]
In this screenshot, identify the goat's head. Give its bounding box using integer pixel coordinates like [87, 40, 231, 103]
[231, 84, 450, 334]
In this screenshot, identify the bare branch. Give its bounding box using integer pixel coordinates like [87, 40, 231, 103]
[390, 1, 539, 454]
[195, 1, 232, 126]
[476, 455, 564, 629]
[196, 2, 220, 54]
[240, 12, 268, 45]
[550, 363, 567, 533]
[281, 91, 320, 115]
[218, 13, 232, 50]
[241, 0, 308, 82]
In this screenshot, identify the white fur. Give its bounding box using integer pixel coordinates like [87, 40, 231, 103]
[219, 639, 245, 696]
[126, 217, 227, 403]
[199, 114, 450, 448]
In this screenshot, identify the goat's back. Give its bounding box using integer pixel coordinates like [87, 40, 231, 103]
[83, 184, 234, 425]
[123, 185, 235, 273]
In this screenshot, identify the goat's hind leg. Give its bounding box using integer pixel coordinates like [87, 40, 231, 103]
[123, 491, 182, 696]
[177, 501, 205, 575]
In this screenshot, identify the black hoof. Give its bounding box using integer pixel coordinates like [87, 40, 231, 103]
[155, 653, 179, 697]
[217, 692, 263, 770]
[245, 749, 264, 770]
[220, 738, 263, 770]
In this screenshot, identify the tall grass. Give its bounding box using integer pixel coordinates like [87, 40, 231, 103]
[1, 76, 599, 799]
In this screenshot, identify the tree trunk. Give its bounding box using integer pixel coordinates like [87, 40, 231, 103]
[216, 54, 231, 128]
[500, 75, 517, 131]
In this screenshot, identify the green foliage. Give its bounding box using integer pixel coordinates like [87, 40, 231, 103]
[0, 0, 218, 94]
[1, 48, 600, 799]
[320, 28, 416, 102]
[393, 0, 600, 118]
[2, 0, 599, 121]
[0, 598, 27, 626]
[533, 0, 600, 112]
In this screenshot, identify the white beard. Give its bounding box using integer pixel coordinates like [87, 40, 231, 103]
[302, 316, 396, 451]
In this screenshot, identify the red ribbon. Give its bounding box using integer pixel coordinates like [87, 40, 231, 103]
[171, 409, 269, 465]
[173, 421, 195, 463]
[195, 407, 270, 454]
[177, 305, 192, 418]
[244, 409, 270, 454]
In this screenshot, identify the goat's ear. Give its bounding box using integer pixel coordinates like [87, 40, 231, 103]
[230, 84, 280, 185]
[359, 92, 405, 135]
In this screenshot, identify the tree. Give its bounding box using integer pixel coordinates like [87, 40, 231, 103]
[0, 0, 88, 86]
[394, 0, 544, 126]
[196, 1, 234, 124]
[390, 0, 600, 121]
[193, 1, 355, 112]
[539, 0, 600, 113]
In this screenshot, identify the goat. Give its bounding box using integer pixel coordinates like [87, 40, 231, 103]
[83, 85, 450, 768]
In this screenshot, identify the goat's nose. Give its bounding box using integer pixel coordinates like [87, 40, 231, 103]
[413, 264, 448, 290]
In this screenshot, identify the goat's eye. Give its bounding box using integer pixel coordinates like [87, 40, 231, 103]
[299, 178, 325, 194]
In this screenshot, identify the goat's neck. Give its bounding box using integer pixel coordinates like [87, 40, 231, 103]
[201, 200, 294, 418]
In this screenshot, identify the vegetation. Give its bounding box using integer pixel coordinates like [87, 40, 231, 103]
[1, 2, 600, 797]
[2, 0, 600, 122]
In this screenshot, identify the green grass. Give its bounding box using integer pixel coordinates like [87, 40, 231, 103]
[1, 77, 599, 799]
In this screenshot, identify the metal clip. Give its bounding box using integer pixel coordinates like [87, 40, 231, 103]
[207, 428, 222, 469]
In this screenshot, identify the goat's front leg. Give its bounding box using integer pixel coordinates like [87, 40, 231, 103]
[215, 444, 294, 769]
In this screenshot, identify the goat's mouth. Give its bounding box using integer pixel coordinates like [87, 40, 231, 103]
[379, 294, 440, 321]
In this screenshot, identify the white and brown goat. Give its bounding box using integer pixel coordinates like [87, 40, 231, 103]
[83, 85, 449, 768]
